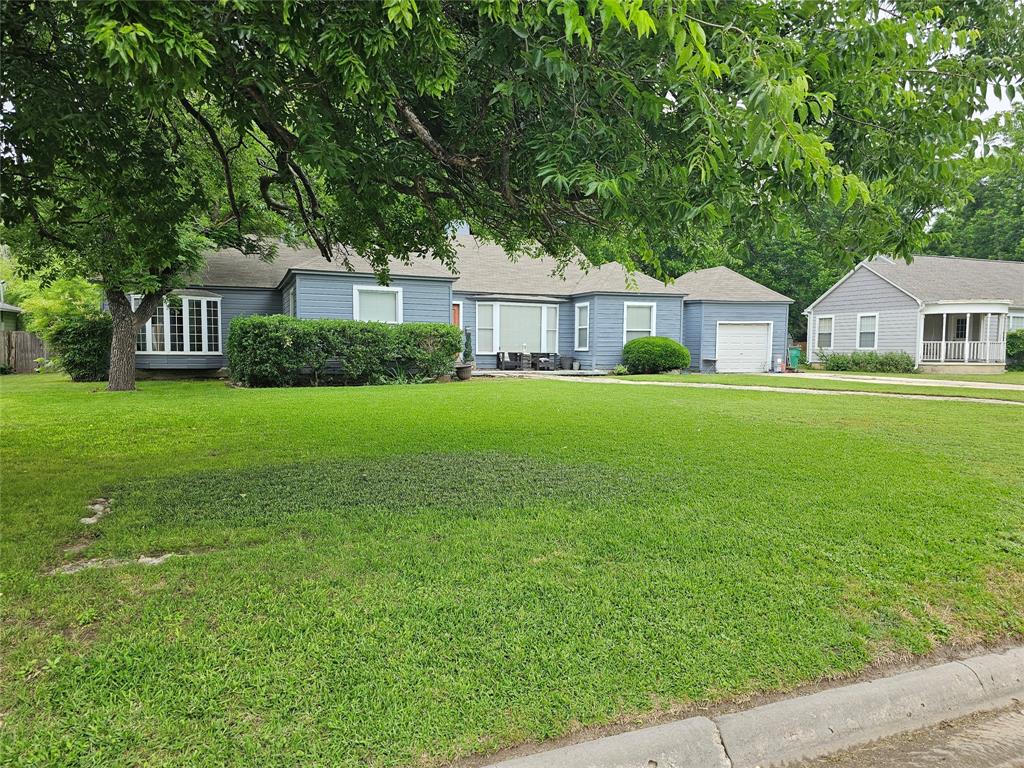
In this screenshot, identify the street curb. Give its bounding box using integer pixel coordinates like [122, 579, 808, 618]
[483, 647, 1024, 768]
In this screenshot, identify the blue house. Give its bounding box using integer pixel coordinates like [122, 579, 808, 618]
[133, 235, 790, 374]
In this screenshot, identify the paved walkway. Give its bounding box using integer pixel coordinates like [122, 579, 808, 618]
[538, 375, 1024, 406]
[783, 372, 1024, 391]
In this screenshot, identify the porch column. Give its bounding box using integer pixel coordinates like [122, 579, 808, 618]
[965, 312, 971, 362]
[940, 314, 947, 362]
[986, 312, 992, 362]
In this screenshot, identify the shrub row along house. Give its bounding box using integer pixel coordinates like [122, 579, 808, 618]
[805, 255, 1024, 374]
[132, 235, 791, 375]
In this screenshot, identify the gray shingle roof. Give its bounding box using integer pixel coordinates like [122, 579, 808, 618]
[672, 266, 793, 303]
[865, 256, 1024, 305]
[195, 235, 684, 296]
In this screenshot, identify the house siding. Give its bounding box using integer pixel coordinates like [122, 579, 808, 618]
[295, 273, 453, 323]
[683, 302, 703, 369]
[807, 266, 919, 362]
[136, 287, 281, 370]
[585, 293, 685, 370]
[691, 301, 790, 372]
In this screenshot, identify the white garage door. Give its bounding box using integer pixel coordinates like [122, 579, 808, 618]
[716, 322, 772, 372]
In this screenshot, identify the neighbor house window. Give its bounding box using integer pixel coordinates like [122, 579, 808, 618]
[477, 302, 495, 354]
[857, 313, 877, 349]
[353, 285, 402, 323]
[134, 295, 221, 354]
[816, 316, 833, 349]
[623, 302, 656, 343]
[1010, 314, 1024, 332]
[545, 306, 558, 352]
[575, 302, 590, 351]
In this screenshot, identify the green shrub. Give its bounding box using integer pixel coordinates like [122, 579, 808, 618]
[227, 315, 462, 387]
[43, 310, 112, 382]
[1007, 329, 1024, 371]
[621, 336, 691, 374]
[820, 350, 916, 373]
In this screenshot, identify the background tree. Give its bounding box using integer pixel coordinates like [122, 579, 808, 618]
[930, 105, 1024, 261]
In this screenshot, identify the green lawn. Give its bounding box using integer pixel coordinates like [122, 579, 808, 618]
[623, 372, 1024, 402]
[2, 374, 1023, 767]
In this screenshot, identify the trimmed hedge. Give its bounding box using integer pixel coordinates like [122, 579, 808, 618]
[227, 315, 463, 387]
[46, 312, 112, 382]
[820, 350, 916, 373]
[621, 336, 691, 374]
[1007, 329, 1024, 371]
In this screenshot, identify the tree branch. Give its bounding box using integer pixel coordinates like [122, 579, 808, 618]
[179, 96, 243, 231]
[395, 98, 480, 170]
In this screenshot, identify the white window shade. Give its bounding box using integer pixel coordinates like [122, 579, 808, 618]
[356, 288, 401, 323]
[576, 303, 590, 351]
[545, 306, 557, 353]
[624, 303, 655, 342]
[500, 304, 543, 352]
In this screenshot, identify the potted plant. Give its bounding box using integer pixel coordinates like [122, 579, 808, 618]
[455, 331, 474, 380]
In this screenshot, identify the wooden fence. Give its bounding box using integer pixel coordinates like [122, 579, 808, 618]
[1, 331, 49, 373]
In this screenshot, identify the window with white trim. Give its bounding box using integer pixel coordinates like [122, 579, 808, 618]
[134, 295, 221, 354]
[545, 306, 557, 352]
[623, 302, 656, 343]
[353, 285, 402, 323]
[1010, 313, 1024, 332]
[575, 302, 590, 351]
[476, 302, 495, 354]
[857, 314, 877, 349]
[816, 316, 833, 349]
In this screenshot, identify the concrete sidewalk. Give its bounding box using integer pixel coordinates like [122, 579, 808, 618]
[783, 372, 1024, 391]
[484, 647, 1024, 768]
[539, 374, 1024, 406]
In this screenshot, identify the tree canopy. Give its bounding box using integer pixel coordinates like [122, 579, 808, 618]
[50, 0, 1023, 273]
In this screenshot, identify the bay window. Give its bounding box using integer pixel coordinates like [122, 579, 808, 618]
[134, 294, 222, 354]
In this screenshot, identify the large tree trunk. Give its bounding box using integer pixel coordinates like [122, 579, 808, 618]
[106, 290, 139, 391]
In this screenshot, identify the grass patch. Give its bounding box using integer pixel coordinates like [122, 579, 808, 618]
[623, 373, 1024, 402]
[2, 374, 1023, 767]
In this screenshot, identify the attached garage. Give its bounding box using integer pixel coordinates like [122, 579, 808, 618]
[715, 321, 773, 372]
[676, 267, 793, 373]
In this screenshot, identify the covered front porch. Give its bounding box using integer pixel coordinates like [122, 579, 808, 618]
[919, 303, 1009, 368]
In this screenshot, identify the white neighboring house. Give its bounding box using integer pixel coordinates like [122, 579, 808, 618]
[805, 256, 1024, 373]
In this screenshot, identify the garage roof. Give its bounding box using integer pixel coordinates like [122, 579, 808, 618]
[672, 266, 792, 303]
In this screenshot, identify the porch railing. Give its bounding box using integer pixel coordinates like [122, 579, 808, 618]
[921, 340, 1005, 363]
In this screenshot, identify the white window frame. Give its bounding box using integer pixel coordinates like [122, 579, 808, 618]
[856, 312, 878, 350]
[1009, 313, 1024, 332]
[476, 301, 496, 354]
[476, 302, 560, 355]
[815, 314, 834, 351]
[575, 302, 590, 352]
[133, 294, 222, 355]
[452, 300, 464, 329]
[353, 285, 403, 324]
[622, 301, 657, 345]
[284, 283, 297, 317]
